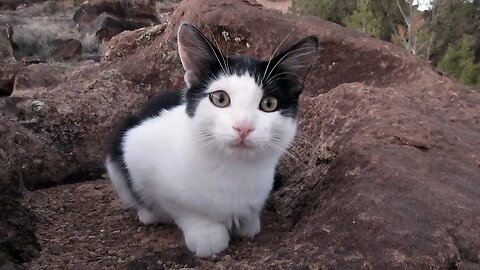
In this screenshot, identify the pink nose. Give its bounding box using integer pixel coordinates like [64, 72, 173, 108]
[233, 122, 255, 140]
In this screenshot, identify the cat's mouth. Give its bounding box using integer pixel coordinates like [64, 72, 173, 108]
[230, 141, 253, 149]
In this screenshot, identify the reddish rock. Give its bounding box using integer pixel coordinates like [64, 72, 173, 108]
[87, 12, 148, 41]
[0, 26, 21, 96]
[2, 62, 154, 189]
[0, 185, 39, 268]
[0, 73, 15, 96]
[51, 39, 83, 61]
[0, 25, 14, 62]
[14, 63, 74, 91]
[73, 0, 159, 40]
[0, 115, 66, 188]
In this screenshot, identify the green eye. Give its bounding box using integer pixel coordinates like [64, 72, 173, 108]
[259, 96, 278, 112]
[209, 90, 230, 108]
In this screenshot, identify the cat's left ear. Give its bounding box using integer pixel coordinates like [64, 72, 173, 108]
[269, 35, 319, 86]
[177, 23, 224, 87]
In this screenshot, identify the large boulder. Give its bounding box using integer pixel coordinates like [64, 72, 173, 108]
[87, 12, 150, 41]
[269, 81, 480, 269]
[0, 63, 157, 189]
[73, 0, 159, 40]
[0, 185, 39, 270]
[0, 26, 22, 97]
[13, 63, 74, 91]
[0, 65, 17, 96]
[0, 0, 479, 268]
[0, 114, 66, 188]
[0, 25, 14, 62]
[51, 38, 83, 61]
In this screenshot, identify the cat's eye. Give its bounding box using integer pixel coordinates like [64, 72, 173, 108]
[259, 96, 278, 112]
[209, 90, 230, 108]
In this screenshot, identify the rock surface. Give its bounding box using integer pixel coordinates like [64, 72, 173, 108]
[0, 25, 14, 61]
[51, 38, 83, 61]
[73, 0, 159, 40]
[0, 25, 19, 96]
[0, 185, 38, 270]
[13, 63, 74, 91]
[87, 12, 149, 41]
[0, 0, 478, 269]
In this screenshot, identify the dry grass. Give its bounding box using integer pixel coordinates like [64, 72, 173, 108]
[12, 19, 77, 59]
[1, 2, 105, 61]
[81, 33, 106, 55]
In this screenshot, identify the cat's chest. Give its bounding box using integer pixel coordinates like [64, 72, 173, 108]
[182, 159, 275, 212]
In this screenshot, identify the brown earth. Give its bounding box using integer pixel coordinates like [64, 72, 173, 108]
[0, 0, 479, 269]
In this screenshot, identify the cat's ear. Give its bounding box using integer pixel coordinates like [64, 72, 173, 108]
[269, 35, 319, 85]
[177, 23, 224, 87]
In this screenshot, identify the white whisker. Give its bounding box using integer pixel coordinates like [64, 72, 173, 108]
[262, 27, 297, 83]
[264, 45, 316, 83]
[197, 14, 228, 75]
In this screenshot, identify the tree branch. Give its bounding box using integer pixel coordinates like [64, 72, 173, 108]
[396, 0, 411, 27]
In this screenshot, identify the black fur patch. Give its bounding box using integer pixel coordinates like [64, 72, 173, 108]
[184, 55, 302, 118]
[180, 24, 317, 118]
[108, 91, 183, 208]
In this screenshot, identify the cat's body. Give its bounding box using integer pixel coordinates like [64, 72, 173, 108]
[106, 23, 318, 257]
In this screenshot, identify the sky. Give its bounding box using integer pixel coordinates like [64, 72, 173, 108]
[414, 0, 432, 11]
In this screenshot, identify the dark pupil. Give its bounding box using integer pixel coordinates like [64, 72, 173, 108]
[266, 99, 272, 108]
[218, 94, 225, 104]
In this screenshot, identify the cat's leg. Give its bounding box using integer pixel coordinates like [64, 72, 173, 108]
[233, 211, 261, 238]
[175, 213, 230, 257]
[137, 208, 159, 225]
[137, 207, 173, 225]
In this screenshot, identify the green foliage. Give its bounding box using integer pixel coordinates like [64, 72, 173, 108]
[290, 0, 356, 25]
[343, 0, 381, 37]
[427, 0, 479, 64]
[291, 0, 407, 41]
[368, 0, 409, 41]
[438, 37, 480, 87]
[291, 0, 480, 88]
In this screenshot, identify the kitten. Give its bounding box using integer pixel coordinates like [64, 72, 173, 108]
[106, 23, 318, 257]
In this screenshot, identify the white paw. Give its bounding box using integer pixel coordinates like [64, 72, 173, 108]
[184, 224, 230, 257]
[137, 208, 159, 225]
[234, 215, 260, 238]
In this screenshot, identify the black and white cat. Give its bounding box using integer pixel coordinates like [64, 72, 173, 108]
[106, 23, 318, 257]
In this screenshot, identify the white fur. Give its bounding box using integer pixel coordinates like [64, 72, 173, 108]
[106, 74, 297, 257]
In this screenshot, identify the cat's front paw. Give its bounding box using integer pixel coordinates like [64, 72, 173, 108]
[184, 224, 230, 257]
[137, 208, 159, 225]
[234, 214, 261, 238]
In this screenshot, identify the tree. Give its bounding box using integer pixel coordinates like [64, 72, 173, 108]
[391, 0, 433, 60]
[427, 0, 479, 64]
[344, 0, 382, 37]
[370, 0, 409, 41]
[437, 37, 480, 87]
[291, 0, 407, 41]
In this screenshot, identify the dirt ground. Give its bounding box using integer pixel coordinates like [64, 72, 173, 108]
[23, 179, 292, 270]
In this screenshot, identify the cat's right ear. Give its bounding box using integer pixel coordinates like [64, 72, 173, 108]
[177, 23, 223, 87]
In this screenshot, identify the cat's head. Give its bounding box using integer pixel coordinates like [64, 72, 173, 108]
[177, 23, 318, 158]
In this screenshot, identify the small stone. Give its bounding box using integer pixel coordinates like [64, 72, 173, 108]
[30, 100, 45, 112]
